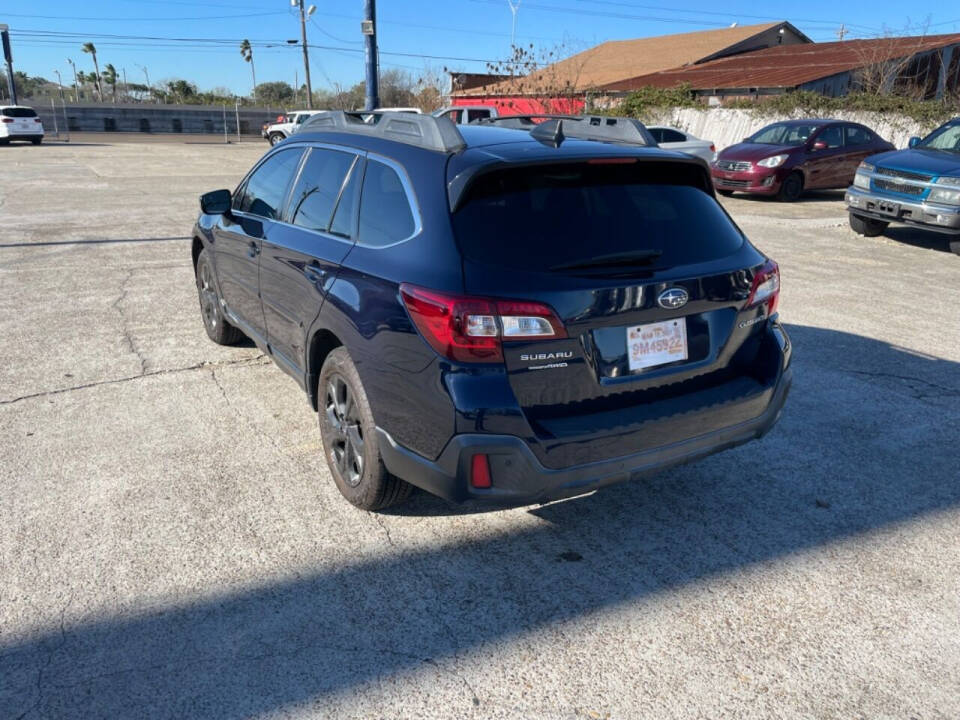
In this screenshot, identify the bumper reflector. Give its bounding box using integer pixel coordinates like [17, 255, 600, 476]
[470, 454, 492, 489]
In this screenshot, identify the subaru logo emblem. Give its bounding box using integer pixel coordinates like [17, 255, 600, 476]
[657, 287, 689, 309]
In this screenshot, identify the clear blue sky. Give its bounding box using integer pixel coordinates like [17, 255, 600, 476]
[5, 0, 959, 95]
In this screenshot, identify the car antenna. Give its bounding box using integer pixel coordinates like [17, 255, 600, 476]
[531, 118, 565, 148]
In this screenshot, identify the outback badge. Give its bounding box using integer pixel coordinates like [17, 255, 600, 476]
[657, 287, 689, 310]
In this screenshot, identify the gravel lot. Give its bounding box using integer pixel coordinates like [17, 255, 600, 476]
[2, 138, 959, 720]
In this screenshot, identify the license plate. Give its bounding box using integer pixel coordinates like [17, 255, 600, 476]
[627, 319, 688, 372]
[876, 200, 900, 216]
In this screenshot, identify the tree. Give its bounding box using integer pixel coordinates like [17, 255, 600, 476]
[253, 81, 295, 106]
[102, 64, 118, 102]
[483, 42, 589, 114]
[240, 39, 257, 102]
[82, 42, 104, 102]
[165, 79, 198, 104]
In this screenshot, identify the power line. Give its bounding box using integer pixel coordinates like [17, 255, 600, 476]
[0, 10, 289, 22]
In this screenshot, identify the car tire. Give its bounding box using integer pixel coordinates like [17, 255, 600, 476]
[318, 347, 413, 511]
[268, 132, 285, 146]
[195, 249, 244, 345]
[717, 189, 734, 197]
[0, 138, 9, 146]
[31, 137, 42, 145]
[849, 213, 889, 238]
[776, 172, 803, 202]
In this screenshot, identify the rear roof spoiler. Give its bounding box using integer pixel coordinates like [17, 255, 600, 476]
[477, 114, 657, 147]
[300, 110, 466, 153]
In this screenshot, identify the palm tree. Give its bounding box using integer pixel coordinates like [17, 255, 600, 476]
[240, 39, 257, 103]
[103, 64, 118, 102]
[81, 42, 104, 102]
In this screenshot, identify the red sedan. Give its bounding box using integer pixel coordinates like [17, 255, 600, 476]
[712, 119, 894, 202]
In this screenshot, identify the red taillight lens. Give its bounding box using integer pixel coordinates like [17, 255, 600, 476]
[1, 118, 13, 124]
[746, 260, 780, 315]
[470, 454, 492, 488]
[710, 143, 716, 152]
[399, 284, 566, 364]
[34, 118, 42, 123]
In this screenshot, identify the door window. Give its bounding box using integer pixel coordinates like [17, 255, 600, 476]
[358, 160, 417, 247]
[659, 129, 687, 143]
[235, 148, 304, 220]
[845, 125, 874, 146]
[287, 148, 357, 232]
[817, 126, 844, 149]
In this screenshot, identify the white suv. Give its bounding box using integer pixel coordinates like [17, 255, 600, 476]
[264, 110, 323, 145]
[0, 106, 44, 145]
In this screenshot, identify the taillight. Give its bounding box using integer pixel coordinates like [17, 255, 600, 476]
[709, 143, 716, 152]
[1, 118, 13, 123]
[34, 118, 42, 123]
[399, 283, 566, 364]
[746, 260, 780, 315]
[470, 454, 492, 488]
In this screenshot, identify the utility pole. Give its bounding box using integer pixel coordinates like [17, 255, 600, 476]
[836, 24, 848, 41]
[67, 58, 79, 102]
[362, 0, 379, 110]
[296, 0, 314, 109]
[1, 25, 18, 106]
[121, 67, 127, 98]
[507, 0, 521, 49]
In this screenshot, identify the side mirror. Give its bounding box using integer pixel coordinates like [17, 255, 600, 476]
[908, 136, 921, 148]
[811, 140, 828, 151]
[200, 189, 231, 215]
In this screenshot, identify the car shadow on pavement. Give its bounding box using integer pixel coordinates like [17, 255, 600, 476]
[3, 324, 959, 718]
[880, 226, 960, 254]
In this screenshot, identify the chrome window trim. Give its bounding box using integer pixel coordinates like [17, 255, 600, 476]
[356, 152, 424, 249]
[234, 142, 365, 248]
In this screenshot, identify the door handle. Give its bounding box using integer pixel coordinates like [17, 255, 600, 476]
[304, 263, 328, 284]
[247, 241, 260, 258]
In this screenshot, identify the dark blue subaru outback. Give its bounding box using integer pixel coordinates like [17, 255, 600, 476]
[192, 111, 791, 510]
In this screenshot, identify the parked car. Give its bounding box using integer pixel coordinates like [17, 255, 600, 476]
[262, 114, 286, 139]
[846, 117, 960, 254]
[0, 105, 44, 145]
[712, 119, 894, 201]
[647, 125, 715, 163]
[264, 110, 323, 145]
[191, 111, 791, 510]
[432, 105, 498, 125]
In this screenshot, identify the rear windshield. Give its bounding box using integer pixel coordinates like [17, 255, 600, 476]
[2, 107, 37, 118]
[451, 162, 743, 272]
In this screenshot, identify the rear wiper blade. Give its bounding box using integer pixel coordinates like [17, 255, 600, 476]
[549, 250, 663, 271]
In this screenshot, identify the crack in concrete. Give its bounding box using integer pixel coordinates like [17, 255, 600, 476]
[0, 356, 268, 406]
[370, 514, 481, 712]
[848, 369, 960, 400]
[15, 594, 73, 720]
[111, 268, 148, 376]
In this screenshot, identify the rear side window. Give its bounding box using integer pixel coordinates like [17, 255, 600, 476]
[358, 160, 417, 247]
[236, 148, 303, 220]
[2, 107, 37, 118]
[287, 148, 356, 232]
[845, 125, 873, 146]
[451, 162, 743, 272]
[817, 126, 844, 149]
[659, 129, 687, 143]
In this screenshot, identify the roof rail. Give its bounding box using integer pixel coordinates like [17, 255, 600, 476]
[478, 114, 656, 148]
[300, 110, 466, 153]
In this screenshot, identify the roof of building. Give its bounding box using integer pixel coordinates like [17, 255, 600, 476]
[602, 33, 960, 92]
[455, 21, 807, 96]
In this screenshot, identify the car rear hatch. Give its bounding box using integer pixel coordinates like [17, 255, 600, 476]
[2, 107, 41, 134]
[449, 158, 783, 468]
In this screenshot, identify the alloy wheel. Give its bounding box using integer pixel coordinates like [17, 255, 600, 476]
[198, 262, 219, 330]
[324, 374, 365, 487]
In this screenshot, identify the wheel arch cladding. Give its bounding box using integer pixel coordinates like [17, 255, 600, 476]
[308, 329, 344, 410]
[192, 236, 204, 272]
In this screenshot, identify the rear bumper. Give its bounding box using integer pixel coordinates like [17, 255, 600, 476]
[846, 187, 960, 234]
[379, 341, 792, 506]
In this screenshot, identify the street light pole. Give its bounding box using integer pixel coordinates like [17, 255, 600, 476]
[66, 58, 79, 102]
[362, 0, 379, 110]
[296, 0, 314, 109]
[53, 69, 65, 101]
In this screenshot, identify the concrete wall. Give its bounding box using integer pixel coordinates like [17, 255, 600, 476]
[32, 103, 285, 136]
[642, 107, 934, 151]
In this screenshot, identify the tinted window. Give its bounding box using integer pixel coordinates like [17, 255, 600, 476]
[660, 129, 687, 143]
[452, 162, 743, 273]
[817, 126, 843, 149]
[287, 148, 356, 232]
[749, 122, 820, 146]
[845, 126, 873, 146]
[647, 128, 664, 143]
[470, 109, 492, 120]
[329, 161, 363, 238]
[2, 107, 37, 118]
[237, 148, 303, 220]
[358, 161, 417, 247]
